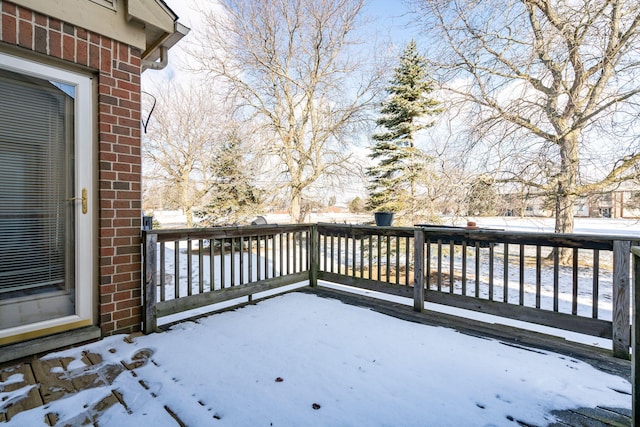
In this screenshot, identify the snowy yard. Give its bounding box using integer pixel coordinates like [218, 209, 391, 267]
[2, 292, 631, 426]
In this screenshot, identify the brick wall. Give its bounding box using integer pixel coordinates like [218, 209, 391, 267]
[1, 1, 143, 336]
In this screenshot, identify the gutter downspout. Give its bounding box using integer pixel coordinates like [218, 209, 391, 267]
[142, 46, 169, 71]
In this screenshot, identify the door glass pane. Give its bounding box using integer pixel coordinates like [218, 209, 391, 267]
[0, 69, 75, 329]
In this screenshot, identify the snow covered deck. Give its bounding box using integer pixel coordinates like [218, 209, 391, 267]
[0, 287, 632, 426]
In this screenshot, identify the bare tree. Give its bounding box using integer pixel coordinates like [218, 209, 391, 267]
[142, 81, 230, 227]
[189, 0, 385, 223]
[411, 0, 640, 243]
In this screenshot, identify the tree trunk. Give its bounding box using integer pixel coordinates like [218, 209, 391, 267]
[551, 135, 579, 264]
[289, 190, 304, 224]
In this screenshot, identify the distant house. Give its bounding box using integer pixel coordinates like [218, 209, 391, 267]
[0, 0, 187, 362]
[498, 183, 640, 219]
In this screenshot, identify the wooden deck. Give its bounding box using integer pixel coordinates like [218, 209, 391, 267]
[0, 286, 632, 426]
[0, 336, 173, 426]
[303, 287, 633, 427]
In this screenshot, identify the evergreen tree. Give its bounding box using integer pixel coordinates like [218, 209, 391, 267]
[196, 131, 262, 226]
[366, 40, 441, 222]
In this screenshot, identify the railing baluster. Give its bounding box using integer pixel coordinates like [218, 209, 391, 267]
[337, 234, 342, 275]
[535, 245, 541, 309]
[360, 236, 365, 279]
[553, 248, 559, 312]
[257, 235, 262, 281]
[272, 234, 277, 278]
[475, 241, 480, 297]
[160, 241, 166, 302]
[344, 233, 349, 276]
[210, 239, 215, 291]
[287, 233, 295, 274]
[572, 248, 579, 315]
[426, 239, 432, 290]
[353, 234, 357, 278]
[448, 240, 454, 293]
[386, 235, 391, 283]
[405, 236, 410, 286]
[299, 232, 303, 272]
[240, 237, 245, 285]
[519, 244, 525, 306]
[231, 237, 236, 287]
[488, 243, 494, 301]
[224, 237, 229, 289]
[396, 236, 401, 285]
[199, 239, 204, 294]
[437, 239, 443, 291]
[187, 238, 193, 296]
[503, 242, 509, 303]
[377, 235, 382, 281]
[174, 240, 180, 298]
[368, 236, 372, 280]
[461, 240, 467, 296]
[592, 249, 599, 319]
[248, 236, 253, 281]
[330, 234, 334, 273]
[280, 233, 284, 276]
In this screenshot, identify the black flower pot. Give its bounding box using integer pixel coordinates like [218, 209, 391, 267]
[374, 212, 394, 226]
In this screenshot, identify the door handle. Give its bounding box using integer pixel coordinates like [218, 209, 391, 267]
[70, 188, 88, 214]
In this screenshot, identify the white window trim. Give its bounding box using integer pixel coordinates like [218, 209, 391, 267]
[0, 52, 95, 339]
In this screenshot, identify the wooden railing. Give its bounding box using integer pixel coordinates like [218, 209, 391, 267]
[142, 224, 314, 333]
[316, 223, 636, 359]
[631, 246, 640, 425]
[142, 222, 636, 359]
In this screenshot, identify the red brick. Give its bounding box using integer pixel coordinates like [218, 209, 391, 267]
[112, 69, 131, 82]
[34, 13, 46, 26]
[112, 106, 131, 118]
[116, 280, 140, 291]
[49, 30, 61, 57]
[62, 33, 74, 61]
[100, 47, 111, 73]
[118, 43, 128, 61]
[117, 154, 139, 164]
[101, 284, 117, 295]
[89, 43, 100, 69]
[18, 18, 32, 48]
[113, 163, 132, 172]
[2, 15, 17, 44]
[77, 39, 88, 65]
[2, 2, 17, 14]
[117, 80, 139, 93]
[17, 7, 32, 20]
[101, 322, 115, 333]
[116, 299, 139, 310]
[111, 88, 130, 100]
[115, 317, 140, 330]
[112, 309, 131, 321]
[49, 17, 61, 31]
[118, 117, 139, 128]
[113, 290, 132, 302]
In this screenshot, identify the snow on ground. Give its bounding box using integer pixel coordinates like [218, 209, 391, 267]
[3, 292, 631, 427]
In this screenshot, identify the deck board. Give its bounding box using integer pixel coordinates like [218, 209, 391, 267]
[0, 286, 633, 426]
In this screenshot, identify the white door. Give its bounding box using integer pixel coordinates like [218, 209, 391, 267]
[0, 53, 94, 345]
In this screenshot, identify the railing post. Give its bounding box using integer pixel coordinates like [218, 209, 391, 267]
[632, 246, 640, 427]
[310, 225, 318, 287]
[612, 240, 631, 359]
[143, 231, 158, 334]
[413, 229, 424, 312]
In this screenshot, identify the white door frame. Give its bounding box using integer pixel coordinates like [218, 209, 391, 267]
[0, 52, 95, 344]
